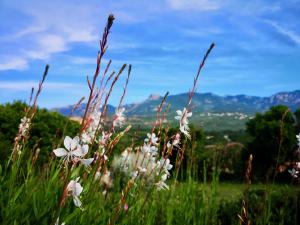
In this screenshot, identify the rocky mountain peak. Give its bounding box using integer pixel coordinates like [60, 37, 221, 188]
[147, 94, 162, 101]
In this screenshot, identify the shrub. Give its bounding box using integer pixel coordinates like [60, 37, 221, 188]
[0, 101, 80, 166]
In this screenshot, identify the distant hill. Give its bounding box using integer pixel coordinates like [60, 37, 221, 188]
[123, 90, 300, 116]
[52, 103, 115, 117]
[52, 90, 300, 131]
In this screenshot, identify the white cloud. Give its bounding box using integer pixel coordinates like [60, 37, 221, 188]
[268, 21, 300, 46]
[181, 27, 222, 37]
[68, 56, 97, 65]
[66, 28, 97, 43]
[0, 81, 83, 91]
[166, 0, 222, 11]
[25, 34, 68, 60]
[0, 0, 104, 71]
[0, 34, 70, 70]
[109, 42, 140, 51]
[166, 0, 282, 15]
[0, 58, 29, 71]
[2, 25, 46, 41]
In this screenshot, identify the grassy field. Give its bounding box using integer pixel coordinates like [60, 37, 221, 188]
[211, 182, 300, 201]
[1, 157, 299, 225]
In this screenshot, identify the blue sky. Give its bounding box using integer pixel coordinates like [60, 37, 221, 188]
[0, 0, 300, 108]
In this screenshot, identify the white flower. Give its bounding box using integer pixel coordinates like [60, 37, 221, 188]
[99, 132, 111, 146]
[113, 107, 126, 127]
[55, 217, 65, 225]
[175, 108, 192, 138]
[224, 135, 231, 142]
[67, 177, 83, 208]
[145, 133, 158, 145]
[131, 171, 138, 179]
[156, 174, 169, 191]
[81, 132, 92, 144]
[156, 180, 169, 190]
[138, 166, 147, 173]
[101, 171, 113, 188]
[81, 111, 102, 144]
[142, 143, 158, 156]
[157, 158, 173, 175]
[288, 168, 299, 178]
[91, 111, 102, 124]
[297, 133, 300, 147]
[53, 136, 93, 166]
[118, 148, 133, 171]
[121, 148, 131, 159]
[80, 158, 94, 166]
[18, 116, 31, 136]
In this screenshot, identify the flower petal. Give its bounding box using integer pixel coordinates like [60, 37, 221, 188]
[176, 110, 182, 116]
[64, 136, 72, 150]
[72, 146, 87, 157]
[81, 145, 89, 155]
[73, 195, 82, 208]
[71, 136, 80, 150]
[53, 148, 68, 157]
[67, 180, 75, 191]
[80, 158, 94, 166]
[73, 182, 83, 196]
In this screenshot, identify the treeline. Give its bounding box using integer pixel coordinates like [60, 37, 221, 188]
[0, 101, 299, 182]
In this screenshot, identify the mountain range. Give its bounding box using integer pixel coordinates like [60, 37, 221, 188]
[52, 90, 300, 131]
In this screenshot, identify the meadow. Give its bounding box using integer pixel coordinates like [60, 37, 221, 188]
[1, 15, 300, 225]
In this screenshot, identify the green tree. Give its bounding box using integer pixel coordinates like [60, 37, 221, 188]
[294, 108, 300, 133]
[0, 101, 80, 165]
[245, 105, 297, 180]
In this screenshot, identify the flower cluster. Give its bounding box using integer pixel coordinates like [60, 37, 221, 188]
[288, 133, 300, 178]
[175, 108, 192, 138]
[53, 136, 93, 166]
[142, 133, 159, 156]
[13, 116, 32, 155]
[115, 147, 156, 180]
[98, 131, 111, 147]
[155, 158, 173, 190]
[19, 116, 31, 136]
[81, 110, 102, 144]
[113, 132, 173, 190]
[288, 168, 299, 178]
[113, 107, 126, 127]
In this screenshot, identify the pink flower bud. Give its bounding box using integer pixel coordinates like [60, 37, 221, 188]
[124, 203, 129, 212]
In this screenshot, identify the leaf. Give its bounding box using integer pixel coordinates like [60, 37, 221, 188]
[32, 193, 39, 219]
[12, 186, 23, 203]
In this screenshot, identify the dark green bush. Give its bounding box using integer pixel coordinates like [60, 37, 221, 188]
[0, 101, 80, 166]
[217, 187, 300, 225]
